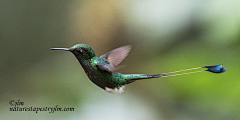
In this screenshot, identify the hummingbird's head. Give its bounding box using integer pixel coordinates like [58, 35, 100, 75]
[51, 44, 96, 60]
[69, 44, 96, 60]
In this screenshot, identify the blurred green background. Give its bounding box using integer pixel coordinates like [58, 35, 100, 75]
[1, 0, 240, 120]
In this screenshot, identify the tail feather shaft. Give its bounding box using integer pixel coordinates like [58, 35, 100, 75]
[162, 67, 202, 75]
[161, 70, 205, 77]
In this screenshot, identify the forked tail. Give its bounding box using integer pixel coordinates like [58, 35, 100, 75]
[158, 64, 226, 77]
[126, 64, 226, 84]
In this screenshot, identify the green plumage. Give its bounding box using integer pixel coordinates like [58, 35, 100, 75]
[51, 44, 163, 93]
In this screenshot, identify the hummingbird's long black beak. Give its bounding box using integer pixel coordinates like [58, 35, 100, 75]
[50, 48, 70, 51]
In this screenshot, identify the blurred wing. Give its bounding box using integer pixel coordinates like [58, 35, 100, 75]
[97, 64, 126, 73]
[97, 64, 113, 73]
[100, 45, 132, 67]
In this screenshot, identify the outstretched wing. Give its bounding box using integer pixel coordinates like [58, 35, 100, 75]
[100, 45, 132, 67]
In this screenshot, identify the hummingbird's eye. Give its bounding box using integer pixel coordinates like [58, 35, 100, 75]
[75, 48, 83, 54]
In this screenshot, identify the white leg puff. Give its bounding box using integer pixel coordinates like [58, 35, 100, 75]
[105, 86, 125, 94]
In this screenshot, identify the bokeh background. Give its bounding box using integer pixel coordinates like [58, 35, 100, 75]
[1, 0, 240, 120]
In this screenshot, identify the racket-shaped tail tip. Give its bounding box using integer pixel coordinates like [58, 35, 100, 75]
[220, 68, 226, 73]
[204, 64, 226, 74]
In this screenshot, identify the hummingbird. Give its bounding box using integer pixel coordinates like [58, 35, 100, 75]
[51, 44, 226, 94]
